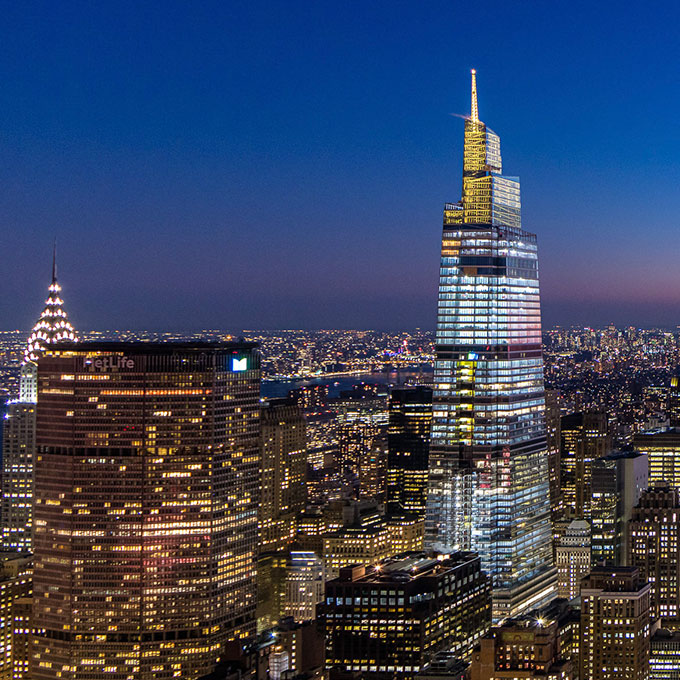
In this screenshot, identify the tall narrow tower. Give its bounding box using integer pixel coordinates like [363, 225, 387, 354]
[1, 249, 77, 553]
[426, 71, 556, 621]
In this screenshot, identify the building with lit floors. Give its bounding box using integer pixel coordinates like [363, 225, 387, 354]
[559, 410, 610, 520]
[555, 520, 590, 601]
[1, 251, 77, 553]
[0, 555, 32, 680]
[31, 342, 261, 680]
[324, 553, 491, 680]
[387, 386, 432, 518]
[590, 450, 647, 566]
[580, 567, 651, 680]
[425, 70, 556, 621]
[650, 629, 680, 680]
[628, 487, 680, 628]
[284, 551, 325, 623]
[469, 617, 574, 679]
[259, 398, 307, 554]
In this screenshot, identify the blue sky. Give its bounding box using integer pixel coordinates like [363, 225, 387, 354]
[2, 1, 680, 330]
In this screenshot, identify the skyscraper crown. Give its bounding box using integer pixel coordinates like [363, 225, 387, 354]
[24, 245, 77, 364]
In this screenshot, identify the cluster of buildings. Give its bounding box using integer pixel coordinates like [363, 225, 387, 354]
[1, 71, 680, 680]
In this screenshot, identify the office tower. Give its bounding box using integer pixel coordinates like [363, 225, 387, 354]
[650, 629, 680, 680]
[556, 520, 591, 600]
[0, 403, 36, 553]
[259, 398, 307, 554]
[560, 411, 611, 520]
[387, 386, 432, 518]
[545, 389, 563, 528]
[591, 451, 648, 566]
[426, 70, 556, 621]
[1, 254, 77, 553]
[337, 398, 387, 488]
[580, 567, 651, 680]
[284, 551, 325, 622]
[0, 555, 32, 679]
[358, 437, 387, 501]
[469, 618, 573, 680]
[257, 553, 288, 633]
[634, 427, 680, 488]
[324, 553, 491, 680]
[668, 377, 680, 427]
[628, 487, 680, 627]
[31, 342, 260, 680]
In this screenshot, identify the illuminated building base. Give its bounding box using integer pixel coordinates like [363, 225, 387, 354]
[492, 566, 557, 624]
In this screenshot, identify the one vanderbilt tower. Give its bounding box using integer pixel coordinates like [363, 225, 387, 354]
[426, 71, 556, 621]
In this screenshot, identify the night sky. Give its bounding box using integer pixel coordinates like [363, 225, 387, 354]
[2, 1, 680, 332]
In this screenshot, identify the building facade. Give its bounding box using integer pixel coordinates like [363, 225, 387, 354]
[387, 386, 432, 518]
[580, 567, 651, 680]
[425, 70, 556, 621]
[469, 618, 573, 680]
[559, 411, 610, 520]
[324, 553, 491, 680]
[31, 342, 261, 680]
[259, 398, 307, 554]
[628, 487, 680, 628]
[591, 451, 648, 566]
[556, 520, 591, 601]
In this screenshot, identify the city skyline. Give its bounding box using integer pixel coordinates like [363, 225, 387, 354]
[2, 2, 680, 331]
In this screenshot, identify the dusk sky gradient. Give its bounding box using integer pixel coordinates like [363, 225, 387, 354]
[3, 1, 680, 331]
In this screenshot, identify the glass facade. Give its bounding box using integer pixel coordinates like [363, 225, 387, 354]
[426, 71, 555, 621]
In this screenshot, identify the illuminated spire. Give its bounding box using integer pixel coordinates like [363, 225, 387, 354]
[470, 69, 479, 123]
[24, 247, 77, 364]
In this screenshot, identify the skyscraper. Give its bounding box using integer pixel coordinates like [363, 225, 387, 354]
[259, 398, 307, 554]
[31, 342, 260, 680]
[1, 251, 77, 553]
[580, 567, 651, 680]
[387, 386, 432, 518]
[628, 487, 680, 628]
[426, 70, 556, 621]
[556, 520, 591, 601]
[560, 411, 610, 520]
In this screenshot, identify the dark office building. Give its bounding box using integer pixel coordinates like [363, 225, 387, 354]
[591, 451, 647, 566]
[324, 552, 491, 680]
[387, 386, 432, 518]
[31, 342, 261, 680]
[560, 411, 611, 520]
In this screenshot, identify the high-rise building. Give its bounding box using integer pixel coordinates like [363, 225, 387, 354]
[556, 520, 591, 601]
[324, 553, 491, 680]
[31, 342, 261, 680]
[544, 389, 563, 531]
[359, 436, 387, 501]
[591, 451, 648, 566]
[1, 252, 77, 553]
[259, 398, 307, 554]
[559, 411, 610, 520]
[469, 617, 574, 680]
[387, 386, 432, 518]
[650, 629, 680, 680]
[284, 551, 325, 623]
[426, 70, 556, 621]
[0, 555, 32, 680]
[634, 427, 680, 489]
[628, 487, 680, 628]
[580, 567, 651, 680]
